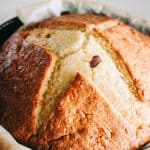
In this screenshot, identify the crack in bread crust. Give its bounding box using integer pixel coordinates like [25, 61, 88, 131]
[39, 73, 137, 150]
[94, 24, 150, 102]
[93, 29, 141, 101]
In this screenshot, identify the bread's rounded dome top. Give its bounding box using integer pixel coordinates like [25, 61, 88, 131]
[0, 14, 150, 149]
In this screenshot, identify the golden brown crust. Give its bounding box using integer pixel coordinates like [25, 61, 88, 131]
[24, 14, 112, 30]
[0, 31, 55, 143]
[35, 73, 137, 150]
[95, 23, 150, 101]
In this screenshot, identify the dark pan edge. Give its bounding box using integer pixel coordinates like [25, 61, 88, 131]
[0, 17, 23, 46]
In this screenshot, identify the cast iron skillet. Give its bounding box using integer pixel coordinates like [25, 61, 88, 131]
[0, 17, 23, 46]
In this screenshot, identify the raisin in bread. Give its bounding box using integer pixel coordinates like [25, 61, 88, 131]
[0, 14, 150, 149]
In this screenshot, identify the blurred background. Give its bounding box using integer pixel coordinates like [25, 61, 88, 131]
[0, 0, 150, 24]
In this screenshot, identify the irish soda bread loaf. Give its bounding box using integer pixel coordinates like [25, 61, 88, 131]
[0, 14, 150, 149]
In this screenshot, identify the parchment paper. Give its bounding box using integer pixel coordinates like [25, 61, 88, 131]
[17, 0, 150, 35]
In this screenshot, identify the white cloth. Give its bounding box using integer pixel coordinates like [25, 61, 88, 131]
[17, 0, 150, 35]
[0, 126, 31, 150]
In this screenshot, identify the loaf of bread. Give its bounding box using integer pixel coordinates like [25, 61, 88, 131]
[0, 14, 150, 149]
